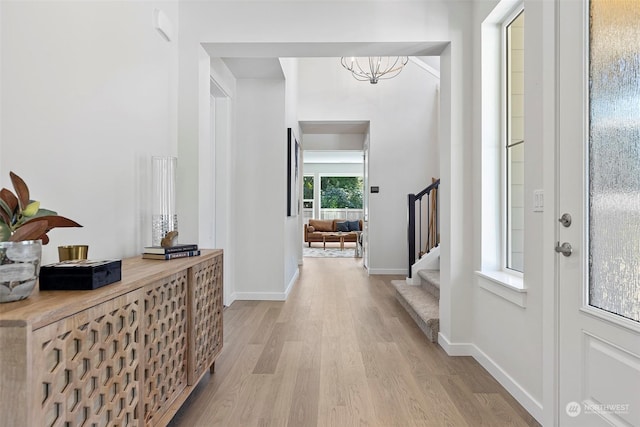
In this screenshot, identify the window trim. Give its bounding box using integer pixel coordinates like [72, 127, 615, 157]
[302, 174, 314, 205]
[502, 5, 525, 274]
[478, 0, 526, 296]
[476, 270, 526, 307]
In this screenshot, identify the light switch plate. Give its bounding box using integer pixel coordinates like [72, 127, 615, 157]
[533, 190, 544, 212]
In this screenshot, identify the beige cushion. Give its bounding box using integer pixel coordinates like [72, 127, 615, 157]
[307, 225, 315, 233]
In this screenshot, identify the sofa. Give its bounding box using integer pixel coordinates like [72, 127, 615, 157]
[304, 218, 363, 246]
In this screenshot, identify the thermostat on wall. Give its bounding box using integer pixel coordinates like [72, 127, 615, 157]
[371, 186, 380, 193]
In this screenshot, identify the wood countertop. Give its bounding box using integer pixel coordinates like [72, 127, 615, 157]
[0, 249, 222, 330]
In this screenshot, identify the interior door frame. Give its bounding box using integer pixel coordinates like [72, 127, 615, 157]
[363, 130, 370, 270]
[555, 0, 589, 422]
[545, 1, 584, 425]
[540, 1, 560, 424]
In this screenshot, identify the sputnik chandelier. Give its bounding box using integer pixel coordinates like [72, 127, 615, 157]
[340, 56, 409, 84]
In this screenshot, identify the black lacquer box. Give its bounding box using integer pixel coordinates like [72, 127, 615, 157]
[39, 259, 122, 290]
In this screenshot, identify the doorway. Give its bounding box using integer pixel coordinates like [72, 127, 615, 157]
[300, 121, 369, 264]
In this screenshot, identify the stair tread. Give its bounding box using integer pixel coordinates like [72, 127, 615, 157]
[394, 282, 438, 316]
[392, 281, 439, 342]
[417, 269, 440, 289]
[392, 281, 439, 320]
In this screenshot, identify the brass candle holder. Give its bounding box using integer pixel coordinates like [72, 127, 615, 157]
[58, 245, 89, 262]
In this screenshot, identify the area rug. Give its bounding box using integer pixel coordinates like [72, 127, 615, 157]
[303, 246, 356, 258]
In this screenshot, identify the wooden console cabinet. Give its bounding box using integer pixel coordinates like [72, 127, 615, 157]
[0, 249, 223, 427]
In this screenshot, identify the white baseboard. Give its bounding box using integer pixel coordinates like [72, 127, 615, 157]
[368, 268, 407, 275]
[234, 268, 299, 302]
[225, 293, 237, 307]
[284, 268, 299, 299]
[438, 332, 475, 355]
[233, 292, 287, 301]
[438, 333, 544, 423]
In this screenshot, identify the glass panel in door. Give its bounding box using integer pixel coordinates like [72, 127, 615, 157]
[589, 0, 640, 322]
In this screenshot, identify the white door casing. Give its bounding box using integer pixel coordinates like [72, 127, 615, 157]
[557, 1, 640, 426]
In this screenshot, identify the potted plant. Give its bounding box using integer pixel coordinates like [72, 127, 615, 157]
[0, 171, 82, 302]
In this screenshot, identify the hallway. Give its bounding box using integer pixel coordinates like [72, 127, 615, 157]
[169, 258, 539, 426]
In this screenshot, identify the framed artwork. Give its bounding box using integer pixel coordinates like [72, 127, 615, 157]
[287, 128, 300, 217]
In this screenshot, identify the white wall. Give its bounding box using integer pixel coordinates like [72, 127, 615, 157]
[297, 58, 440, 274]
[210, 57, 237, 306]
[437, 0, 475, 353]
[1, 1, 179, 264]
[281, 58, 302, 287]
[463, 0, 548, 421]
[303, 134, 365, 150]
[182, 1, 450, 43]
[232, 78, 287, 299]
[198, 51, 215, 249]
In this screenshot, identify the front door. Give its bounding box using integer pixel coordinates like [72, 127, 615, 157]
[558, 0, 640, 425]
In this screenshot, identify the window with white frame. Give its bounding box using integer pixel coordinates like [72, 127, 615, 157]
[302, 175, 314, 223]
[504, 8, 524, 273]
[477, 0, 526, 298]
[303, 175, 314, 209]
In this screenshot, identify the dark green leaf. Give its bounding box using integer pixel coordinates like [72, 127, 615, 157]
[0, 199, 11, 225]
[0, 222, 11, 241]
[30, 208, 58, 218]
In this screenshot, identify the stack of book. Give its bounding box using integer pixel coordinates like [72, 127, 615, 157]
[142, 243, 200, 260]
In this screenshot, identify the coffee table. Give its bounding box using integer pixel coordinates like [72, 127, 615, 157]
[323, 232, 346, 250]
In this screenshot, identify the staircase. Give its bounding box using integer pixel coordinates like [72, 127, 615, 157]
[393, 179, 440, 343]
[392, 247, 440, 342]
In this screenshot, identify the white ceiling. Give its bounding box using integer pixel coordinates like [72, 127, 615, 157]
[222, 58, 284, 79]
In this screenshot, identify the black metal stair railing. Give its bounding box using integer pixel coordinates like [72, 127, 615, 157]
[407, 178, 440, 278]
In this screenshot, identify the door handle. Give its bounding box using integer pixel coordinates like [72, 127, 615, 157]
[558, 213, 572, 227]
[555, 242, 572, 257]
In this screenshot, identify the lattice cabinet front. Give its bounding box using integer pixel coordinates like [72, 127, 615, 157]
[32, 291, 142, 427]
[0, 250, 224, 427]
[141, 271, 189, 425]
[188, 254, 223, 384]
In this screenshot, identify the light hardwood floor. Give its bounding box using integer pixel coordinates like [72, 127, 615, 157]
[168, 257, 540, 427]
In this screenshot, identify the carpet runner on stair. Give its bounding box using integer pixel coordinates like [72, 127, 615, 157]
[392, 269, 440, 342]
